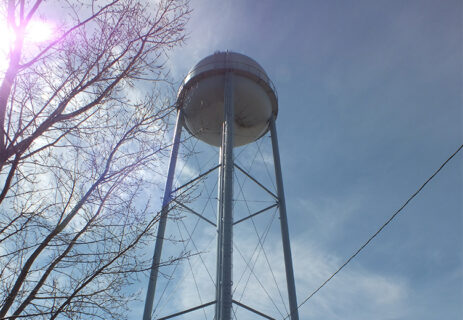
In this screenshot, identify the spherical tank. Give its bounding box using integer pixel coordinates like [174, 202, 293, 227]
[177, 51, 278, 147]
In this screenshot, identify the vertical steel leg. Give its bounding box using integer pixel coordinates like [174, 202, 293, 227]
[269, 116, 299, 320]
[143, 109, 183, 320]
[215, 71, 234, 320]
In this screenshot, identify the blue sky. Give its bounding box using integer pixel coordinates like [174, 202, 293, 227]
[136, 0, 462, 319]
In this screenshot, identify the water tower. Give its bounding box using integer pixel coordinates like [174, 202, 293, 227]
[143, 51, 299, 320]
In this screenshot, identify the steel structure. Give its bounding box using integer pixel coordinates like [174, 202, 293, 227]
[143, 51, 299, 320]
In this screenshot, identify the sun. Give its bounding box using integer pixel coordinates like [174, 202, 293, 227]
[0, 19, 55, 73]
[24, 19, 55, 44]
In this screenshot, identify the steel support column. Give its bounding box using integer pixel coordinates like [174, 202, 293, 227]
[215, 71, 234, 320]
[143, 109, 183, 320]
[269, 116, 299, 320]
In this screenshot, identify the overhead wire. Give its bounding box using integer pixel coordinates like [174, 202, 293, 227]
[283, 143, 463, 320]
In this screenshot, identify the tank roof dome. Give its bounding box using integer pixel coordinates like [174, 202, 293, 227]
[177, 51, 278, 147]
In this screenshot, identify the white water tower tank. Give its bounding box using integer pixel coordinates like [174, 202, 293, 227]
[177, 51, 278, 147]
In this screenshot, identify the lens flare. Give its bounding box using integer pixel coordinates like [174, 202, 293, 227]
[0, 22, 13, 73]
[25, 20, 55, 44]
[0, 19, 55, 73]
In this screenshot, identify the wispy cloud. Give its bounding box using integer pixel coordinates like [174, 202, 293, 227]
[292, 239, 409, 320]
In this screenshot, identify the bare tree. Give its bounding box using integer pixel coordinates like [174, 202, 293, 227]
[0, 0, 190, 319]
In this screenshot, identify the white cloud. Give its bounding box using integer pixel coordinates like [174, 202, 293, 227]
[152, 220, 410, 320]
[295, 195, 364, 240]
[292, 239, 409, 320]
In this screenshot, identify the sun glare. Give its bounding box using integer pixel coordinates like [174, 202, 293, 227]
[0, 22, 13, 74]
[25, 20, 54, 44]
[0, 19, 55, 73]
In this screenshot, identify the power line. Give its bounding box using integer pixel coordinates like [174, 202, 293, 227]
[284, 143, 463, 319]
